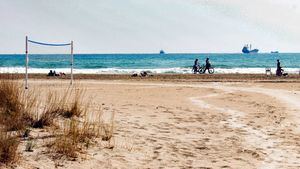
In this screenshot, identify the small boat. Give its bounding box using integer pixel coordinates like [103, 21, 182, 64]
[271, 51, 279, 53]
[159, 50, 165, 54]
[242, 44, 259, 54]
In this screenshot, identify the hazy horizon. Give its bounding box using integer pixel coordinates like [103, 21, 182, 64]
[1, 0, 300, 54]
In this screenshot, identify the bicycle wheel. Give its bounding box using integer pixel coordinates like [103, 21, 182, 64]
[199, 67, 205, 74]
[208, 67, 215, 74]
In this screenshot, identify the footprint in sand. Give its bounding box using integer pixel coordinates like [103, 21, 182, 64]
[189, 87, 300, 169]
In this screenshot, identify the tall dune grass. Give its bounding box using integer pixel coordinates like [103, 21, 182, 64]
[0, 80, 34, 131]
[49, 109, 115, 159]
[0, 132, 20, 166]
[61, 89, 85, 118]
[49, 118, 92, 159]
[0, 78, 115, 163]
[33, 88, 86, 128]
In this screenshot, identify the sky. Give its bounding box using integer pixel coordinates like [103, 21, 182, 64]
[0, 0, 300, 54]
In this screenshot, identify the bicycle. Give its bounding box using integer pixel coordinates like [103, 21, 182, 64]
[192, 64, 215, 74]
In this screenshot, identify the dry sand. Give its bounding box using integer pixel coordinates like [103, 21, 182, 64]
[13, 78, 300, 169]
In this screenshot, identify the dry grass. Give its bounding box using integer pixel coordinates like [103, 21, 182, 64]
[33, 88, 86, 128]
[61, 89, 86, 118]
[0, 132, 20, 165]
[49, 110, 115, 159]
[0, 78, 116, 164]
[32, 91, 63, 128]
[49, 132, 79, 159]
[49, 118, 94, 159]
[99, 111, 115, 142]
[0, 80, 35, 131]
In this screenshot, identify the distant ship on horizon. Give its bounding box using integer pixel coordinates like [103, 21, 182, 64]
[271, 51, 279, 54]
[159, 50, 165, 54]
[242, 44, 259, 54]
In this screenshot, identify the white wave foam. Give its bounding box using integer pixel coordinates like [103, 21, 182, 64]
[0, 67, 299, 74]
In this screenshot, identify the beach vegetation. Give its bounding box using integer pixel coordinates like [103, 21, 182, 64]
[49, 108, 115, 158]
[33, 88, 86, 128]
[61, 89, 85, 118]
[0, 79, 35, 132]
[0, 131, 20, 166]
[0, 78, 115, 164]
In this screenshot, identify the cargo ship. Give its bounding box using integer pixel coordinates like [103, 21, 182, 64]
[160, 50, 165, 54]
[242, 44, 259, 54]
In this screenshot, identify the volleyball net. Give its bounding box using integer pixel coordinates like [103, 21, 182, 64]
[25, 36, 74, 89]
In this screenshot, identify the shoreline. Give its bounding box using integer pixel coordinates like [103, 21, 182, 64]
[0, 73, 299, 82]
[1, 67, 300, 75]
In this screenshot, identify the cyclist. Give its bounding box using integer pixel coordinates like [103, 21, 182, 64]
[203, 58, 211, 73]
[193, 59, 199, 74]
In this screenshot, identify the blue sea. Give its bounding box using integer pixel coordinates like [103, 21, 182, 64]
[0, 53, 299, 74]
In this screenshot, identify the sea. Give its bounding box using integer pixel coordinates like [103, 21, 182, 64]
[0, 53, 299, 74]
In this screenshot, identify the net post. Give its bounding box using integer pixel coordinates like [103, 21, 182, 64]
[25, 36, 29, 89]
[70, 41, 74, 85]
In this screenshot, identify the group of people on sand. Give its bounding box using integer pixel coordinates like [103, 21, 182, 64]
[47, 70, 66, 77]
[193, 57, 212, 74]
[131, 71, 152, 77]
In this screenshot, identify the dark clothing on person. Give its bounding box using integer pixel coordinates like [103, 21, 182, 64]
[205, 59, 211, 69]
[53, 71, 58, 76]
[203, 58, 211, 73]
[276, 60, 288, 76]
[193, 59, 199, 74]
[276, 60, 283, 76]
[277, 61, 281, 70]
[48, 70, 54, 76]
[194, 59, 198, 66]
[48, 70, 61, 77]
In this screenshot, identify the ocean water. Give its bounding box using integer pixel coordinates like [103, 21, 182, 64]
[0, 53, 299, 74]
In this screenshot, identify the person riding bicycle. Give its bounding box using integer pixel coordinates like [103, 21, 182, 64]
[193, 59, 199, 74]
[276, 59, 288, 76]
[276, 59, 282, 76]
[203, 58, 211, 73]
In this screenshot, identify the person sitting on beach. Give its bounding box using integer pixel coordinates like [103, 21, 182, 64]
[203, 58, 211, 73]
[193, 59, 199, 74]
[47, 70, 54, 76]
[53, 70, 60, 76]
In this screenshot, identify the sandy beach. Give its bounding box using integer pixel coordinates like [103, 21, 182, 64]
[11, 76, 300, 169]
[3, 1, 300, 168]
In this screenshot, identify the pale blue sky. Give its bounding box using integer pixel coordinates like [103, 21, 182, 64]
[1, 0, 300, 53]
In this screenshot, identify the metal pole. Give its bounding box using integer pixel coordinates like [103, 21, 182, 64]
[71, 41, 74, 85]
[25, 36, 29, 89]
